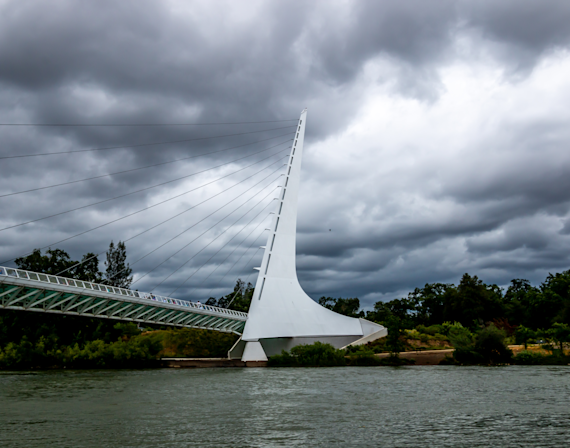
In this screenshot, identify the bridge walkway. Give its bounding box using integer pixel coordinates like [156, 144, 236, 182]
[0, 267, 247, 334]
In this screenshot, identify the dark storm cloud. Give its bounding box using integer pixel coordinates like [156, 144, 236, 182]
[1, 0, 570, 306]
[462, 0, 570, 69]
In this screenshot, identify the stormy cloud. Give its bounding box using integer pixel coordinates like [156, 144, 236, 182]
[1, 0, 570, 308]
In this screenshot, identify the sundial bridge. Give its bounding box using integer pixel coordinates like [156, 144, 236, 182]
[0, 110, 386, 361]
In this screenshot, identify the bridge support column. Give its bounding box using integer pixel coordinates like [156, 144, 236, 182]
[241, 109, 387, 355]
[241, 340, 268, 362]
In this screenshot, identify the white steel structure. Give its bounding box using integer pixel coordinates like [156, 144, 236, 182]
[230, 109, 386, 361]
[0, 266, 247, 333]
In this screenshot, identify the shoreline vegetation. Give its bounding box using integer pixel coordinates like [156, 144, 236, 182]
[1, 246, 569, 369]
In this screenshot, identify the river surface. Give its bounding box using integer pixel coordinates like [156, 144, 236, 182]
[1, 366, 569, 447]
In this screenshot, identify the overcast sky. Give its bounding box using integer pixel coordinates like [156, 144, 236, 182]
[1, 0, 570, 308]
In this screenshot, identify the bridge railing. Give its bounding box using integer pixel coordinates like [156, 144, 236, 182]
[0, 266, 247, 319]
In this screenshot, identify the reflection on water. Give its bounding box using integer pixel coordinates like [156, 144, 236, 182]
[1, 366, 569, 447]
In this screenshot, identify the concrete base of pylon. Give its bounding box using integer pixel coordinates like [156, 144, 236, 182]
[241, 340, 268, 362]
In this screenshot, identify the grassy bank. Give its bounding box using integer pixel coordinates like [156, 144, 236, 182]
[0, 310, 239, 370]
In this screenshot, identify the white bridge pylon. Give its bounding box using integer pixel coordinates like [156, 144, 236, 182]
[230, 109, 387, 361]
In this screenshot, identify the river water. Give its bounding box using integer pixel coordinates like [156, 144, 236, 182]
[1, 366, 569, 447]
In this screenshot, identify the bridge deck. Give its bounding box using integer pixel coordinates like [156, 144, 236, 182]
[0, 267, 247, 334]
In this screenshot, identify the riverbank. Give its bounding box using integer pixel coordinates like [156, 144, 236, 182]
[161, 358, 267, 368]
[375, 349, 454, 365]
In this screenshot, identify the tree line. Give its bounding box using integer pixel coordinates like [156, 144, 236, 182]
[320, 271, 570, 332]
[0, 244, 238, 369]
[14, 242, 133, 288]
[3, 244, 569, 368]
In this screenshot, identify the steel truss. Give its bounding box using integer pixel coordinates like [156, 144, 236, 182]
[0, 267, 247, 334]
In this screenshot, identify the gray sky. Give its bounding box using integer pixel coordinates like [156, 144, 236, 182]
[1, 0, 570, 308]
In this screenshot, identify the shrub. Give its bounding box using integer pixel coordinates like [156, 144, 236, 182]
[512, 350, 545, 365]
[453, 324, 512, 365]
[417, 324, 444, 336]
[268, 342, 346, 367]
[346, 353, 382, 366]
[474, 324, 513, 364]
[448, 324, 474, 350]
[438, 355, 458, 365]
[419, 333, 430, 343]
[513, 350, 570, 365]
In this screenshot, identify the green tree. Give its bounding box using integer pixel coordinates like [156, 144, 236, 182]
[268, 342, 346, 367]
[515, 325, 536, 349]
[454, 324, 512, 365]
[473, 324, 513, 364]
[407, 283, 451, 326]
[366, 297, 416, 328]
[206, 280, 253, 312]
[74, 253, 102, 283]
[318, 297, 364, 318]
[447, 322, 474, 350]
[104, 241, 132, 288]
[546, 323, 570, 352]
[537, 271, 570, 327]
[504, 279, 536, 326]
[15, 248, 101, 282]
[442, 274, 504, 328]
[384, 315, 405, 355]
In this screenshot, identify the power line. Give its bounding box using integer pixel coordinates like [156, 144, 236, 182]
[0, 133, 293, 198]
[0, 144, 290, 232]
[0, 124, 295, 159]
[0, 119, 298, 127]
[1, 154, 288, 265]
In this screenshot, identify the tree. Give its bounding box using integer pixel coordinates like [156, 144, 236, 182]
[515, 325, 536, 350]
[206, 280, 253, 312]
[318, 297, 364, 318]
[454, 324, 513, 365]
[366, 297, 417, 328]
[15, 248, 101, 282]
[384, 315, 405, 356]
[504, 279, 536, 326]
[442, 274, 504, 328]
[473, 325, 513, 365]
[15, 248, 73, 275]
[447, 322, 474, 350]
[74, 253, 102, 283]
[537, 271, 570, 327]
[104, 241, 133, 288]
[408, 283, 451, 326]
[546, 323, 570, 352]
[228, 281, 254, 312]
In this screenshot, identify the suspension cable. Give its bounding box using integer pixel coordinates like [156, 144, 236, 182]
[149, 187, 280, 294]
[173, 198, 275, 296]
[108, 172, 281, 285]
[163, 195, 276, 296]
[0, 125, 295, 159]
[214, 243, 264, 308]
[0, 133, 293, 198]
[2, 153, 288, 265]
[0, 119, 298, 127]
[54, 162, 286, 277]
[200, 217, 270, 299]
[137, 180, 281, 289]
[0, 142, 290, 232]
[191, 211, 271, 297]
